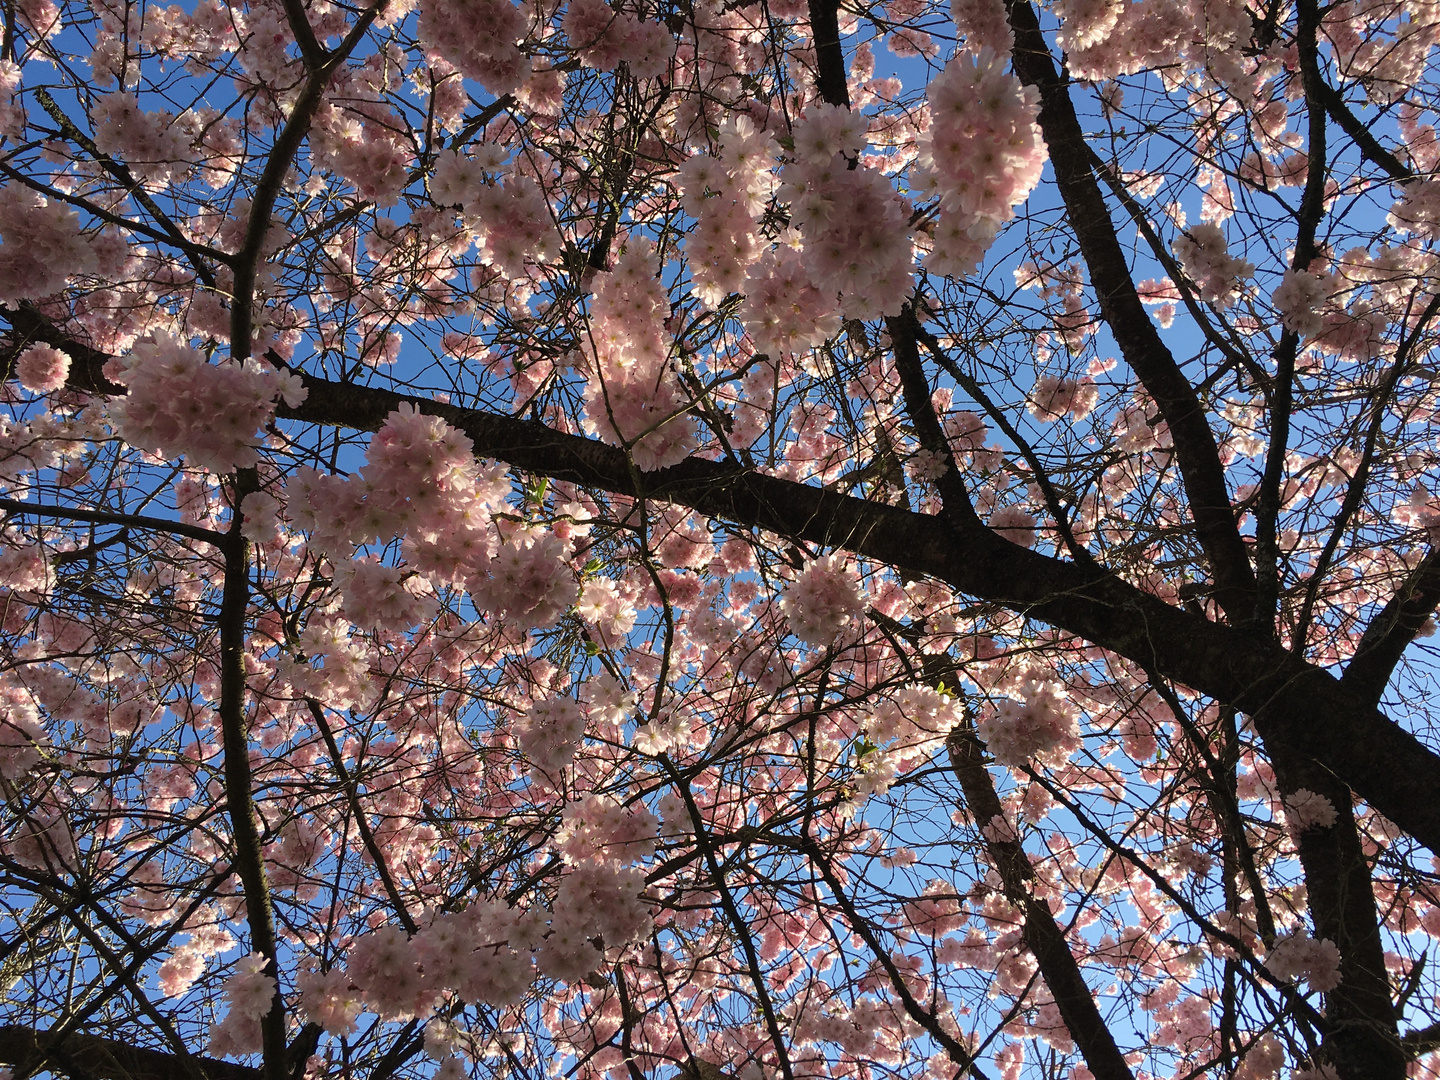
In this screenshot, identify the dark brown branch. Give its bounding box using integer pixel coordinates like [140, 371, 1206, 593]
[11, 314, 1440, 858]
[0, 497, 225, 545]
[1004, 0, 1257, 621]
[1343, 547, 1440, 703]
[807, 0, 850, 108]
[218, 470, 287, 1080]
[1316, 79, 1416, 185]
[0, 1026, 258, 1080]
[1253, 0, 1329, 630]
[946, 728, 1134, 1080]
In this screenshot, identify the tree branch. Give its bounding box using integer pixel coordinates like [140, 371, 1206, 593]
[0, 1026, 257, 1080]
[1004, 0, 1257, 621]
[11, 314, 1440, 857]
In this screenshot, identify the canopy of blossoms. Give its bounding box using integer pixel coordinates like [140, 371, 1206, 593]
[0, 0, 1439, 1077]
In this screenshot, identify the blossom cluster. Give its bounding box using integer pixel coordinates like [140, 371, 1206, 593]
[562, 0, 674, 79]
[1272, 268, 1335, 338]
[976, 679, 1080, 766]
[292, 866, 652, 1033]
[107, 333, 308, 475]
[0, 676, 48, 779]
[580, 238, 698, 469]
[779, 553, 868, 646]
[1172, 223, 1253, 306]
[14, 344, 71, 394]
[1282, 788, 1339, 832]
[417, 0, 531, 93]
[779, 125, 914, 319]
[288, 406, 578, 631]
[915, 48, 1046, 277]
[0, 187, 98, 305]
[554, 793, 659, 865]
[677, 117, 780, 309]
[206, 955, 277, 1057]
[1264, 932, 1342, 991]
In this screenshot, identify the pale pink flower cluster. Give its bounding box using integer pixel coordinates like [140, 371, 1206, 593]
[309, 105, 414, 209]
[988, 504, 1037, 547]
[340, 405, 502, 551]
[562, 0, 674, 79]
[779, 553, 868, 646]
[0, 187, 98, 305]
[976, 679, 1080, 766]
[157, 920, 234, 999]
[14, 344, 71, 394]
[0, 678, 47, 779]
[915, 49, 1045, 278]
[866, 684, 958, 741]
[576, 575, 638, 646]
[0, 542, 53, 594]
[296, 967, 362, 1035]
[1282, 788, 1338, 832]
[299, 869, 651, 1030]
[578, 670, 637, 733]
[542, 863, 651, 982]
[1264, 932, 1341, 991]
[418, 0, 531, 94]
[91, 91, 191, 190]
[677, 117, 779, 308]
[580, 239, 698, 469]
[780, 146, 913, 319]
[293, 407, 579, 630]
[518, 694, 588, 777]
[1064, 0, 1190, 81]
[554, 793, 659, 865]
[1272, 268, 1334, 338]
[8, 810, 76, 871]
[108, 333, 308, 475]
[430, 144, 506, 207]
[206, 954, 276, 1057]
[335, 559, 438, 632]
[0, 62, 25, 139]
[950, 0, 1010, 51]
[469, 527, 577, 628]
[1027, 374, 1098, 422]
[1172, 223, 1253, 306]
[1053, 0, 1123, 50]
[739, 246, 843, 357]
[1387, 178, 1440, 239]
[283, 617, 379, 712]
[470, 175, 559, 280]
[790, 103, 870, 167]
[432, 149, 558, 276]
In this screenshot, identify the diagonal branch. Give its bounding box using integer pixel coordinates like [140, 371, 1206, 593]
[1342, 547, 1440, 703]
[1004, 0, 1257, 622]
[10, 313, 1440, 857]
[0, 1026, 258, 1080]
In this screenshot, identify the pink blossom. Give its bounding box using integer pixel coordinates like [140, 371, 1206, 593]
[779, 553, 868, 646]
[1264, 932, 1341, 991]
[1272, 268, 1334, 338]
[14, 344, 70, 394]
[0, 187, 98, 304]
[977, 679, 1080, 767]
[1283, 788, 1339, 832]
[108, 333, 307, 475]
[297, 968, 362, 1035]
[916, 48, 1045, 278]
[1173, 223, 1253, 306]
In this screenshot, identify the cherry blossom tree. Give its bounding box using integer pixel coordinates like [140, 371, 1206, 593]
[2, 0, 1440, 1076]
